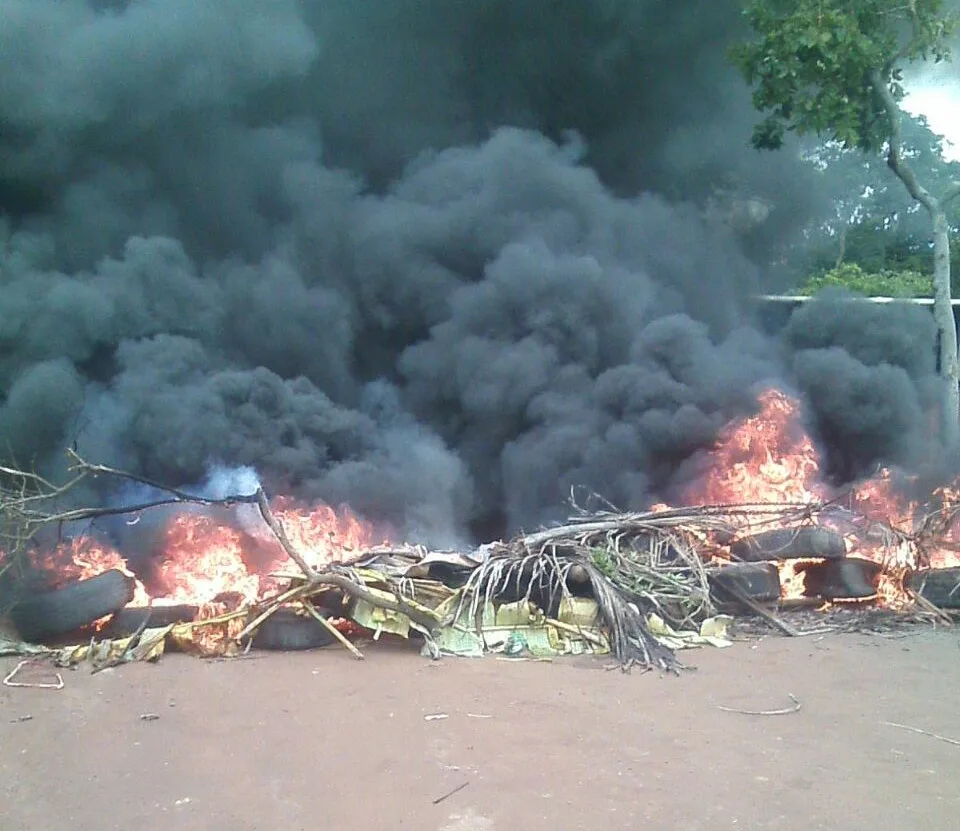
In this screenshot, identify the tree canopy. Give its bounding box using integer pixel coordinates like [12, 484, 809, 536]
[796, 112, 960, 283]
[730, 0, 960, 444]
[730, 0, 955, 153]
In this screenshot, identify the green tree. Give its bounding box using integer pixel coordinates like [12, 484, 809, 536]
[800, 113, 960, 280]
[797, 261, 932, 296]
[731, 0, 960, 445]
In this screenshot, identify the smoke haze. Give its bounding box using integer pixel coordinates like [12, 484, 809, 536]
[0, 0, 944, 546]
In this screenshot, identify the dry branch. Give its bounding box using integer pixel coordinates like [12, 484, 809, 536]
[302, 599, 365, 659]
[251, 492, 441, 634]
[719, 694, 801, 716]
[882, 721, 960, 747]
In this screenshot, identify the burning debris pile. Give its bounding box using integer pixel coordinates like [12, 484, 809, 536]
[2, 388, 960, 676]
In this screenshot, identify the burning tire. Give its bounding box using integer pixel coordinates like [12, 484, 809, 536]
[707, 562, 781, 606]
[103, 604, 200, 637]
[248, 608, 337, 651]
[801, 558, 881, 600]
[9, 569, 137, 643]
[729, 527, 846, 562]
[907, 567, 960, 609]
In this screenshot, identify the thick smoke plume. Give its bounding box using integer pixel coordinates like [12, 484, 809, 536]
[0, 1, 944, 547]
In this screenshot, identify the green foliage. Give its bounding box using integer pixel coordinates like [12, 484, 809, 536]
[730, 0, 956, 152]
[797, 262, 933, 297]
[787, 112, 960, 286]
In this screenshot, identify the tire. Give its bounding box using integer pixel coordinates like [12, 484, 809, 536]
[10, 569, 137, 643]
[708, 562, 781, 605]
[801, 558, 881, 600]
[729, 527, 846, 562]
[248, 608, 337, 651]
[907, 567, 960, 609]
[103, 604, 199, 638]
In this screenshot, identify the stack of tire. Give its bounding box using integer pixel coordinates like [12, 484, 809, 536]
[4, 569, 340, 651]
[709, 526, 883, 608]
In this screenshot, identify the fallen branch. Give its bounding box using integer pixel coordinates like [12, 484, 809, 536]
[252, 492, 440, 633]
[314, 572, 441, 633]
[719, 693, 801, 716]
[432, 782, 470, 805]
[235, 585, 308, 642]
[302, 599, 365, 659]
[882, 721, 960, 747]
[253, 488, 319, 580]
[724, 585, 798, 637]
[546, 616, 608, 647]
[906, 589, 954, 626]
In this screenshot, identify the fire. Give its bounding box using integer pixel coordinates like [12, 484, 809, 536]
[21, 497, 385, 614]
[27, 537, 151, 607]
[691, 389, 823, 505]
[152, 500, 385, 605]
[272, 497, 384, 569]
[690, 386, 960, 605]
[20, 384, 960, 623]
[155, 514, 263, 605]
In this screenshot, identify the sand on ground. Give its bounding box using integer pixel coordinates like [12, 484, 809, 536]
[2, 629, 958, 831]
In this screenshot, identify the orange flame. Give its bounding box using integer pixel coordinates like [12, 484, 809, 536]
[689, 387, 960, 604]
[689, 389, 823, 506]
[27, 538, 151, 607]
[154, 514, 263, 605]
[15, 496, 385, 621]
[23, 386, 960, 619]
[272, 497, 386, 570]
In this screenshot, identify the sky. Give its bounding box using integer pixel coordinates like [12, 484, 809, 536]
[904, 64, 960, 161]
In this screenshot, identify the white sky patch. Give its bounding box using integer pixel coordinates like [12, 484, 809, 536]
[903, 63, 960, 161]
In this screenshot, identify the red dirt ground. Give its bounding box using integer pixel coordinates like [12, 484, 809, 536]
[2, 629, 958, 831]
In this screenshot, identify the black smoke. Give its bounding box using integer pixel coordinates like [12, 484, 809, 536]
[0, 1, 943, 547]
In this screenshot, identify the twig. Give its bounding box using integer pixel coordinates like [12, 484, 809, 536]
[234, 585, 308, 642]
[91, 607, 154, 674]
[432, 782, 470, 805]
[907, 589, 954, 626]
[302, 599, 365, 659]
[308, 572, 441, 634]
[67, 451, 259, 509]
[253, 488, 319, 580]
[3, 659, 64, 689]
[882, 721, 960, 747]
[719, 694, 801, 716]
[546, 617, 608, 647]
[725, 586, 799, 637]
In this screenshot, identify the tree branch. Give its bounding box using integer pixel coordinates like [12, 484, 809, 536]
[868, 68, 937, 212]
[942, 181, 960, 207]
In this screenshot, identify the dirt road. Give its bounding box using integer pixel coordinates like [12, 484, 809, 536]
[2, 629, 958, 831]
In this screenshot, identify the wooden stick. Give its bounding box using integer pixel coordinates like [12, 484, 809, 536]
[254, 488, 319, 580]
[725, 587, 799, 637]
[432, 782, 470, 805]
[907, 589, 954, 626]
[253, 488, 438, 628]
[235, 585, 308, 641]
[546, 617, 608, 647]
[306, 574, 441, 633]
[719, 693, 801, 716]
[882, 721, 960, 747]
[302, 600, 365, 660]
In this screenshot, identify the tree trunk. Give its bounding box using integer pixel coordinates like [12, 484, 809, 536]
[834, 224, 847, 268]
[930, 205, 959, 446]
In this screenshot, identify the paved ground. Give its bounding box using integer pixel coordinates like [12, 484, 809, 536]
[2, 628, 958, 831]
